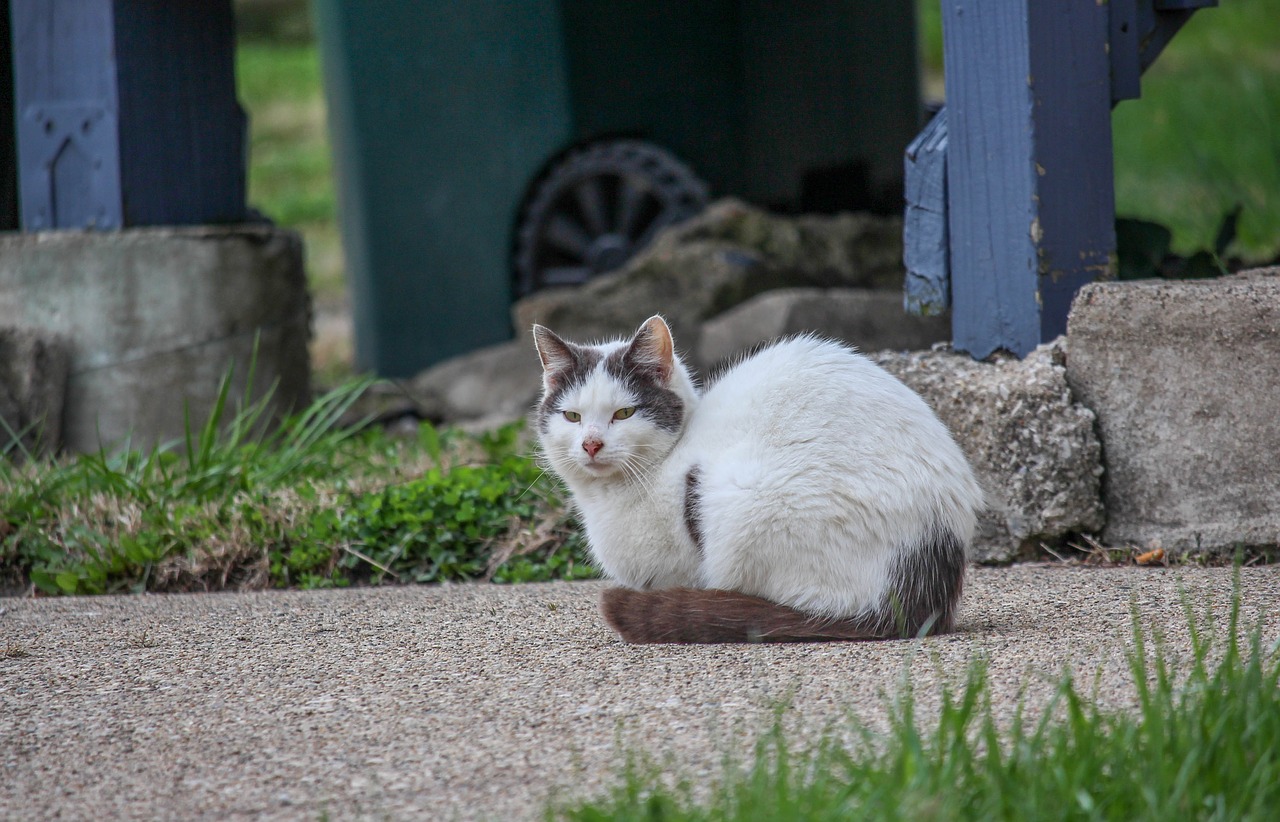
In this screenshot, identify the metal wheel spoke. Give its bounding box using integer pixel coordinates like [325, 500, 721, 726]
[632, 217, 666, 253]
[545, 213, 591, 257]
[574, 178, 609, 237]
[615, 176, 650, 239]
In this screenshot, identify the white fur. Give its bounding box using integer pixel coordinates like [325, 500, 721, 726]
[537, 326, 983, 620]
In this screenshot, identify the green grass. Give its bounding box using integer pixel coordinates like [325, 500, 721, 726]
[0, 376, 592, 596]
[555, 592, 1280, 821]
[236, 41, 347, 310]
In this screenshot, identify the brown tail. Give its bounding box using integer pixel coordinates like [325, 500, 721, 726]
[599, 587, 952, 644]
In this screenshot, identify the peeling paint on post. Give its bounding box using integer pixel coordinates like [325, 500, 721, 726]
[903, 109, 950, 317]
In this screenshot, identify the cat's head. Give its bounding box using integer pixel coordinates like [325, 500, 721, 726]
[532, 316, 697, 485]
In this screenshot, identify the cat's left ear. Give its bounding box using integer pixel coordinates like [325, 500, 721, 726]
[625, 315, 677, 386]
[532, 324, 579, 393]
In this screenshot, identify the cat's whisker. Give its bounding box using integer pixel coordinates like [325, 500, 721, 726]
[513, 466, 551, 502]
[618, 457, 659, 500]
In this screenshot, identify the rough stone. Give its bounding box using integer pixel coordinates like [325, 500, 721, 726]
[0, 226, 311, 453]
[512, 198, 904, 345]
[874, 339, 1106, 563]
[695, 287, 950, 371]
[406, 333, 542, 430]
[0, 327, 70, 458]
[1065, 269, 1280, 555]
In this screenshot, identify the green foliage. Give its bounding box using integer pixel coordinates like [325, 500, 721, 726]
[1110, 2, 1280, 262]
[557, 588, 1280, 821]
[1116, 206, 1240, 281]
[1, 372, 373, 595]
[235, 40, 346, 313]
[1, 373, 594, 595]
[236, 42, 333, 227]
[272, 423, 593, 588]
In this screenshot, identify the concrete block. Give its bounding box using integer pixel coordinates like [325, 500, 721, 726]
[695, 287, 950, 371]
[0, 226, 311, 453]
[1066, 269, 1280, 555]
[0, 327, 70, 458]
[876, 340, 1106, 563]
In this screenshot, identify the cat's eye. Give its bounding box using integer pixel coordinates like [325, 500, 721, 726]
[563, 410, 582, 423]
[613, 406, 637, 421]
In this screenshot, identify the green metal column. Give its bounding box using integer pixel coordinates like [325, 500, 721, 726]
[312, 1, 573, 376]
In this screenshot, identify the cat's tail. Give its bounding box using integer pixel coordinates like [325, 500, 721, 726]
[600, 587, 953, 644]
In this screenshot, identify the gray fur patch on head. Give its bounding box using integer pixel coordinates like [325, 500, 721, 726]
[536, 346, 602, 430]
[603, 346, 685, 433]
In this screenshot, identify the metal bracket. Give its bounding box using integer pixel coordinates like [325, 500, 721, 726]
[1110, 0, 1219, 105]
[17, 103, 122, 230]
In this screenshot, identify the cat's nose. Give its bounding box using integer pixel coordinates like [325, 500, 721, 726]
[582, 438, 603, 458]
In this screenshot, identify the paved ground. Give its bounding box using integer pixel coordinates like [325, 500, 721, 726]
[3, 565, 1278, 821]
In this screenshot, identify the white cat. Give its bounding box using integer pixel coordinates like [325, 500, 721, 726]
[532, 315, 983, 643]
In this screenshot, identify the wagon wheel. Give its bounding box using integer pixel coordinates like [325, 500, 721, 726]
[513, 140, 709, 297]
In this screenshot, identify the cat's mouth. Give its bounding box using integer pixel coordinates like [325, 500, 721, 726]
[579, 457, 620, 476]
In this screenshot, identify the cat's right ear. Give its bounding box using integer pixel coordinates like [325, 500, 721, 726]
[625, 315, 677, 386]
[532, 324, 577, 393]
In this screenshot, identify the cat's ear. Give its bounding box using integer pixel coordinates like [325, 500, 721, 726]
[625, 315, 677, 386]
[532, 324, 578, 392]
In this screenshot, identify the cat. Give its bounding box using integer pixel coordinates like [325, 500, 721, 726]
[531, 315, 983, 644]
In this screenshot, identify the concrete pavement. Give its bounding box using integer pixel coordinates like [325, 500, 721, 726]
[3, 565, 1277, 820]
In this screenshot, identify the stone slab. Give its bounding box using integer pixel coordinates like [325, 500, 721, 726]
[0, 226, 311, 453]
[1065, 269, 1280, 555]
[696, 287, 950, 371]
[406, 333, 542, 430]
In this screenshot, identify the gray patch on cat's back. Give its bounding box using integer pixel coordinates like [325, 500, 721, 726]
[683, 466, 705, 558]
[602, 348, 685, 432]
[537, 346, 603, 430]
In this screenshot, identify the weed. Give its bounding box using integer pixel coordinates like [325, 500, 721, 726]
[126, 630, 161, 650]
[2, 642, 30, 660]
[1, 372, 373, 595]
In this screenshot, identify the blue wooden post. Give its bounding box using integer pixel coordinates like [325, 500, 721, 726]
[904, 0, 1217, 359]
[9, 0, 246, 230]
[943, 0, 1114, 359]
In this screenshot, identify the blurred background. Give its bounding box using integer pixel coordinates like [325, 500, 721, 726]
[233, 0, 1280, 383]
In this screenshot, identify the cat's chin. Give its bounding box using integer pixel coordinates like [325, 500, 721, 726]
[574, 460, 623, 480]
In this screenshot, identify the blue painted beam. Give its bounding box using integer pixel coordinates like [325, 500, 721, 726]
[903, 109, 949, 316]
[9, 0, 245, 230]
[1110, 0, 1217, 104]
[938, 0, 1115, 359]
[904, 1, 1217, 359]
